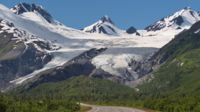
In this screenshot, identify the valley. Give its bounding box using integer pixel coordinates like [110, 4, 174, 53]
[0, 2, 200, 112]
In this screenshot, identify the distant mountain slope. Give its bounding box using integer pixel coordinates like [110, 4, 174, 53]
[11, 3, 56, 24]
[145, 7, 200, 31]
[0, 19, 54, 91]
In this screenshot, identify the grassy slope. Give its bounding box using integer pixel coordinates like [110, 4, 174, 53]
[0, 94, 79, 112]
[18, 76, 138, 105]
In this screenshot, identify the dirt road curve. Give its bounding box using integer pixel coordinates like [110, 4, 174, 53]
[81, 103, 146, 112]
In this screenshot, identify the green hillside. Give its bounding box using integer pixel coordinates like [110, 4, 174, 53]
[14, 75, 137, 105]
[137, 22, 200, 111]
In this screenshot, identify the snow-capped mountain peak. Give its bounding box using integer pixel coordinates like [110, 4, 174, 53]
[100, 15, 114, 24]
[145, 7, 200, 31]
[82, 15, 123, 36]
[11, 3, 55, 24]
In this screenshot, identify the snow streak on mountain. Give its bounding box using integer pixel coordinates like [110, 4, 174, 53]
[82, 15, 124, 35]
[145, 7, 200, 31]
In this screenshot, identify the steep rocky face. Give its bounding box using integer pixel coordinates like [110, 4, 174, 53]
[0, 19, 53, 90]
[11, 3, 54, 24]
[0, 43, 52, 90]
[145, 7, 200, 31]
